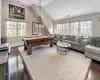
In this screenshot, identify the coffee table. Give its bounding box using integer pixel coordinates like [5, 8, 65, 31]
[57, 41, 71, 53]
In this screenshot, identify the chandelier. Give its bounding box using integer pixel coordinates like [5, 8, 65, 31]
[38, 0, 44, 27]
[38, 0, 42, 23]
[32, 0, 44, 35]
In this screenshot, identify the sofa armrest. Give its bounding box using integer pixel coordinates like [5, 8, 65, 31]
[85, 45, 100, 55]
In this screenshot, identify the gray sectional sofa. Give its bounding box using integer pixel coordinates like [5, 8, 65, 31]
[53, 34, 100, 62]
[64, 35, 88, 52]
[85, 37, 100, 62]
[53, 34, 89, 52]
[53, 34, 62, 44]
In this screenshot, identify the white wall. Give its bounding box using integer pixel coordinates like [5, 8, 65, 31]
[31, 4, 54, 34]
[2, 0, 38, 37]
[0, 0, 2, 43]
[55, 13, 100, 37]
[30, 4, 49, 35]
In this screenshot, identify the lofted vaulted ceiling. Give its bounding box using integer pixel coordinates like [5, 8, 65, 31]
[7, 0, 100, 21]
[44, 0, 100, 20]
[8, 0, 54, 6]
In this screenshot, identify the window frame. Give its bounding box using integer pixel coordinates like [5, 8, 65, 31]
[79, 20, 93, 37]
[62, 23, 70, 35]
[70, 22, 79, 36]
[55, 19, 93, 37]
[5, 20, 27, 37]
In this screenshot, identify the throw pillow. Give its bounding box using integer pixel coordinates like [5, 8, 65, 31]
[78, 36, 84, 43]
[66, 35, 76, 41]
[89, 37, 96, 46]
[56, 34, 60, 39]
[75, 36, 79, 42]
[95, 38, 100, 48]
[51, 34, 55, 38]
[80, 39, 89, 45]
[62, 36, 66, 40]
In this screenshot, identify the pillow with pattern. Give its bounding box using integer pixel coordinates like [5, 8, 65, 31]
[89, 37, 96, 46]
[95, 38, 100, 48]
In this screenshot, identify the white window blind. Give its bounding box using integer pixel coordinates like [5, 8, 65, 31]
[80, 21, 92, 37]
[55, 20, 92, 37]
[70, 22, 79, 35]
[62, 23, 69, 35]
[6, 20, 27, 37]
[56, 24, 63, 35]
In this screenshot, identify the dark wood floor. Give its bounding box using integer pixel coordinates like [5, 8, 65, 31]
[8, 47, 30, 80]
[9, 47, 100, 80]
[87, 61, 100, 80]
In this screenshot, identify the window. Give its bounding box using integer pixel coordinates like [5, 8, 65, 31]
[55, 20, 92, 37]
[70, 22, 79, 35]
[62, 23, 69, 35]
[80, 21, 92, 37]
[56, 24, 63, 34]
[6, 20, 27, 37]
[55, 23, 69, 35]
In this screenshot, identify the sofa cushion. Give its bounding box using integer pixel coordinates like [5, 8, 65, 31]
[80, 39, 88, 46]
[53, 34, 57, 38]
[51, 34, 56, 38]
[71, 42, 82, 47]
[75, 36, 84, 43]
[66, 35, 76, 41]
[79, 36, 84, 43]
[64, 40, 82, 47]
[62, 36, 66, 40]
[95, 38, 100, 48]
[56, 34, 61, 39]
[89, 37, 96, 46]
[85, 45, 100, 55]
[75, 36, 79, 42]
[60, 35, 63, 40]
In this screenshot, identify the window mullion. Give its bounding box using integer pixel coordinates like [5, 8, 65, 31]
[62, 24, 63, 35]
[78, 22, 80, 36]
[16, 22, 18, 36]
[69, 22, 70, 35]
[56, 20, 92, 37]
[17, 22, 18, 36]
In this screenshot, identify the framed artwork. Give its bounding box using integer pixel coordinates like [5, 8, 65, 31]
[9, 4, 25, 20]
[32, 22, 39, 35]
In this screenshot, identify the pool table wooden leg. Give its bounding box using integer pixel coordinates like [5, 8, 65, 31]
[27, 44, 32, 55]
[24, 42, 27, 50]
[50, 41, 53, 47]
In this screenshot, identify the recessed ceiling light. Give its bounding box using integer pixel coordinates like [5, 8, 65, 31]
[17, 1, 19, 3]
[68, 15, 70, 17]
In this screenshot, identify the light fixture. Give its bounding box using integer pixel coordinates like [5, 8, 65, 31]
[38, 0, 42, 24]
[62, 15, 70, 36]
[68, 15, 70, 17]
[36, 24, 38, 27]
[33, 0, 44, 35]
[17, 1, 19, 3]
[67, 15, 70, 23]
[37, 0, 44, 27]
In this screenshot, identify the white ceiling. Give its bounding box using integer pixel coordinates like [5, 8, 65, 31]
[44, 0, 100, 20]
[8, 0, 54, 6]
[7, 0, 100, 21]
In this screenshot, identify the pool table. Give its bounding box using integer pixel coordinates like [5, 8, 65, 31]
[23, 36, 54, 55]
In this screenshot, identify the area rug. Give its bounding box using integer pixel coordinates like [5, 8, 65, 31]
[18, 45, 91, 80]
